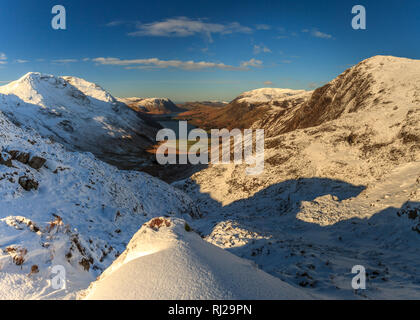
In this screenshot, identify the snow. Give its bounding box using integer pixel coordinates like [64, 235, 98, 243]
[235, 87, 310, 105]
[0, 73, 158, 162]
[174, 55, 420, 299]
[0, 55, 419, 300]
[81, 217, 311, 300]
[118, 97, 182, 114]
[0, 109, 199, 299]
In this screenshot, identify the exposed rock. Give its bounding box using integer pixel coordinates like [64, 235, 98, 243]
[0, 152, 13, 167]
[28, 156, 46, 170]
[8, 150, 30, 164]
[18, 176, 39, 191]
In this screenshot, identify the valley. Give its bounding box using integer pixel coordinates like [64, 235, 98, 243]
[0, 55, 418, 300]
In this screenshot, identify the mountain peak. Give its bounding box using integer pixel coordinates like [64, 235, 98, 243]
[118, 96, 183, 114]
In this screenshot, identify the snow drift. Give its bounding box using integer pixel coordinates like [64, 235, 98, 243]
[82, 217, 311, 300]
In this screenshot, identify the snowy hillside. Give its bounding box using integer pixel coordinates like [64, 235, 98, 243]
[194, 87, 312, 130]
[0, 73, 160, 167]
[257, 55, 420, 137]
[175, 55, 420, 299]
[81, 217, 311, 300]
[235, 87, 310, 107]
[118, 97, 183, 114]
[0, 111, 199, 299]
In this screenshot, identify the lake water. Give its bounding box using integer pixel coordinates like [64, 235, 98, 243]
[150, 114, 207, 153]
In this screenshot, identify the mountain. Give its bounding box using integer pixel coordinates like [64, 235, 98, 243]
[177, 88, 312, 130]
[0, 110, 200, 299]
[253, 55, 420, 137]
[118, 97, 183, 114]
[81, 217, 311, 299]
[174, 55, 420, 299]
[177, 100, 228, 110]
[0, 73, 160, 168]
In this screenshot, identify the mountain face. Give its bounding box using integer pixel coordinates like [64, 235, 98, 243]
[179, 88, 312, 130]
[0, 110, 200, 299]
[118, 97, 183, 114]
[81, 217, 311, 300]
[0, 73, 160, 168]
[174, 55, 420, 299]
[255, 56, 420, 137]
[177, 100, 228, 110]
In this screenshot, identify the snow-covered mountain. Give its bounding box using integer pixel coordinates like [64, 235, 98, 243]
[81, 217, 311, 299]
[0, 73, 160, 167]
[0, 55, 418, 300]
[191, 87, 312, 130]
[234, 87, 310, 107]
[255, 56, 420, 137]
[118, 97, 183, 114]
[175, 55, 420, 299]
[0, 110, 200, 299]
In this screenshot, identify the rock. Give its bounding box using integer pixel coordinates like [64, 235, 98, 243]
[0, 152, 13, 167]
[8, 150, 30, 164]
[28, 156, 46, 170]
[18, 176, 39, 191]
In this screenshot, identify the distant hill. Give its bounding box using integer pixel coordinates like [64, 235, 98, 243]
[177, 88, 311, 130]
[177, 100, 228, 110]
[118, 97, 183, 114]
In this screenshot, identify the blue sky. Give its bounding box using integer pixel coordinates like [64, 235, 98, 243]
[0, 0, 418, 102]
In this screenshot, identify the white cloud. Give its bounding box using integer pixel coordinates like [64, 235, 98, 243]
[92, 57, 261, 71]
[263, 81, 273, 86]
[0, 52, 7, 65]
[106, 20, 140, 27]
[128, 17, 252, 42]
[15, 59, 29, 63]
[302, 28, 333, 39]
[256, 24, 271, 30]
[311, 29, 333, 39]
[253, 44, 271, 54]
[52, 59, 79, 63]
[92, 57, 241, 70]
[106, 20, 127, 27]
[240, 58, 263, 68]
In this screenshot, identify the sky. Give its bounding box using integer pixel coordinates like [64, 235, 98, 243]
[0, 0, 419, 102]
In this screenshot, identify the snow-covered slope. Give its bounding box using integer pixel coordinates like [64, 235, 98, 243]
[235, 87, 309, 107]
[0, 111, 199, 299]
[0, 73, 160, 167]
[81, 217, 311, 300]
[257, 55, 420, 137]
[175, 55, 420, 299]
[197, 87, 312, 130]
[118, 97, 183, 114]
